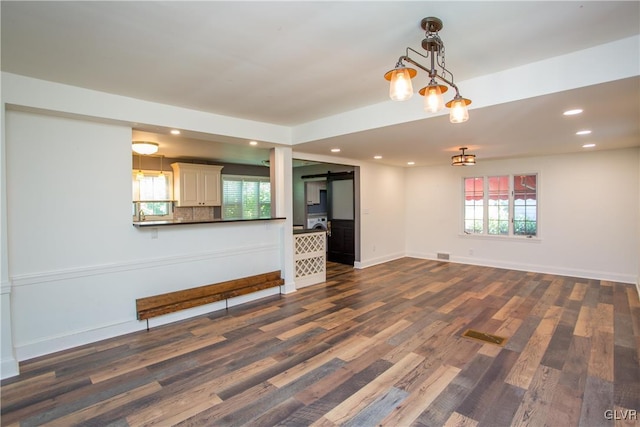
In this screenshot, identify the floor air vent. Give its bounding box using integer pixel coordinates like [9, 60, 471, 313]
[462, 329, 507, 346]
[437, 252, 450, 260]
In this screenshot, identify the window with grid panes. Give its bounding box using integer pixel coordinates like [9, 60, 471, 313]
[464, 177, 484, 234]
[132, 170, 174, 220]
[222, 175, 271, 220]
[463, 174, 537, 237]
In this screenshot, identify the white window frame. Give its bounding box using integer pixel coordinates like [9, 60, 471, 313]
[462, 173, 539, 239]
[221, 174, 271, 220]
[132, 170, 174, 220]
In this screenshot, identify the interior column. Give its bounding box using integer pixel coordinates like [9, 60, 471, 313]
[1, 103, 19, 379]
[270, 147, 296, 293]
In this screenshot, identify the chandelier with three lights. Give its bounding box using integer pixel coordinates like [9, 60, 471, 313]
[384, 16, 472, 124]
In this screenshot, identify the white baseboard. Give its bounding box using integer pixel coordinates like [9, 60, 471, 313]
[1, 356, 19, 380]
[281, 281, 297, 294]
[15, 319, 145, 362]
[355, 252, 405, 269]
[295, 273, 326, 289]
[406, 251, 637, 285]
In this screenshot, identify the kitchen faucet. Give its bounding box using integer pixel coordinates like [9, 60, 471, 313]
[138, 209, 146, 221]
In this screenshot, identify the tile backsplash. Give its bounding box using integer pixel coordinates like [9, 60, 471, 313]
[174, 206, 221, 221]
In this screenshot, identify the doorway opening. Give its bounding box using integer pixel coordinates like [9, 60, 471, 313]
[293, 161, 360, 266]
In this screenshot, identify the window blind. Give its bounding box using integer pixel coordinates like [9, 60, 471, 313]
[222, 175, 271, 220]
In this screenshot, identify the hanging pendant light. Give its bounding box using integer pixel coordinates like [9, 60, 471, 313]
[159, 155, 166, 182]
[136, 154, 145, 180]
[451, 147, 476, 166]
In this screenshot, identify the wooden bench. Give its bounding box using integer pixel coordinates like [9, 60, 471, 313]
[136, 270, 284, 329]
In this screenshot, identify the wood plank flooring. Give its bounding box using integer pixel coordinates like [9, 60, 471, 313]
[2, 258, 639, 426]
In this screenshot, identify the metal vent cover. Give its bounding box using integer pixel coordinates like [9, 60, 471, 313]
[462, 329, 508, 346]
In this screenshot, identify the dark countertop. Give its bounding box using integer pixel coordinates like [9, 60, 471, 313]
[293, 228, 327, 235]
[133, 217, 286, 227]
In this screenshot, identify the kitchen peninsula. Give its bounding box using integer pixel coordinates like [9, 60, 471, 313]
[132, 217, 285, 227]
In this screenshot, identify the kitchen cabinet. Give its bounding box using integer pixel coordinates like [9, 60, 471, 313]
[306, 181, 326, 205]
[171, 163, 223, 207]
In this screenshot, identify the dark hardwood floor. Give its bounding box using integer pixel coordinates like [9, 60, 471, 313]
[2, 258, 639, 426]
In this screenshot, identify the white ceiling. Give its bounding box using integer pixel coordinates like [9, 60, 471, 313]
[2, 1, 639, 167]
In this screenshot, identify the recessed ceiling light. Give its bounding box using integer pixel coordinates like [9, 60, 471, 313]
[249, 140, 258, 146]
[170, 129, 181, 135]
[576, 130, 592, 135]
[563, 109, 583, 116]
[407, 161, 415, 165]
[582, 143, 596, 148]
[374, 155, 382, 160]
[331, 148, 341, 153]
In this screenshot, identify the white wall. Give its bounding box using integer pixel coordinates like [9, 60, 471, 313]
[406, 148, 639, 283]
[5, 110, 284, 361]
[358, 161, 406, 267]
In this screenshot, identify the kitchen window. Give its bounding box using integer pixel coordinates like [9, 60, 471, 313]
[222, 175, 271, 220]
[132, 170, 174, 220]
[463, 174, 537, 237]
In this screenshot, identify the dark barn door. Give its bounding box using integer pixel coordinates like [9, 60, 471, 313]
[327, 173, 355, 265]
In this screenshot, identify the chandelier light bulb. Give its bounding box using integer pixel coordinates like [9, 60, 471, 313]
[423, 85, 445, 113]
[387, 67, 416, 101]
[447, 96, 471, 124]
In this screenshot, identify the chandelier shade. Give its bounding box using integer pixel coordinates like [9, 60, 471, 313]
[132, 141, 159, 155]
[451, 147, 476, 166]
[385, 16, 471, 123]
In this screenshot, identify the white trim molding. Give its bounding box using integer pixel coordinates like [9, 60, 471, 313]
[11, 243, 279, 288]
[1, 279, 11, 294]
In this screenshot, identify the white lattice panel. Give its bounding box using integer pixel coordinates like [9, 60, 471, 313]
[293, 231, 326, 288]
[295, 232, 325, 255]
[295, 256, 325, 278]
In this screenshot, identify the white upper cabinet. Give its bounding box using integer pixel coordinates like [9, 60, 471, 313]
[306, 181, 326, 205]
[171, 163, 223, 207]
